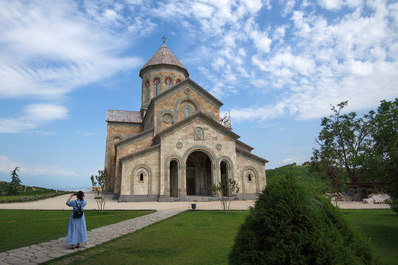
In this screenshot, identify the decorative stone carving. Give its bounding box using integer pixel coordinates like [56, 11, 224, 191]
[176, 142, 183, 149]
[184, 87, 191, 95]
[216, 143, 222, 150]
[163, 115, 171, 123]
[194, 127, 204, 140]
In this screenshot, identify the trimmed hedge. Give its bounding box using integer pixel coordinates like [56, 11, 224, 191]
[229, 176, 376, 265]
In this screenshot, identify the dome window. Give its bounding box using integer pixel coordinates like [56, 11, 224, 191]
[165, 78, 172, 89]
[145, 81, 150, 101]
[154, 78, 160, 96]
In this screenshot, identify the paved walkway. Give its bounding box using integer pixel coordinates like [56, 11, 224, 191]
[0, 209, 184, 265]
[0, 193, 390, 265]
[0, 193, 257, 211]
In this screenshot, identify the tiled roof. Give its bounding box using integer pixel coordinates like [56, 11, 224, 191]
[141, 44, 187, 71]
[106, 110, 143, 123]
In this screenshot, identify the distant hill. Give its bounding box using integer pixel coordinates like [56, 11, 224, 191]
[0, 181, 68, 203]
[266, 163, 331, 193]
[267, 163, 314, 179]
[0, 181, 62, 194]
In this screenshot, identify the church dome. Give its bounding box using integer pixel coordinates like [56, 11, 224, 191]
[139, 43, 189, 78]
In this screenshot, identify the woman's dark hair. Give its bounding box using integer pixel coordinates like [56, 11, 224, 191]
[76, 191, 84, 201]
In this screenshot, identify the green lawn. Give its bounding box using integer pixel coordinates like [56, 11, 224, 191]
[0, 210, 154, 252]
[342, 209, 398, 265]
[46, 211, 248, 265]
[47, 209, 398, 265]
[2, 209, 397, 265]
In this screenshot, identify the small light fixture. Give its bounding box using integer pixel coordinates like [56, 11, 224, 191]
[191, 203, 196, 210]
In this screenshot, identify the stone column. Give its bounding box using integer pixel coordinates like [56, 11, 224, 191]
[180, 164, 187, 196]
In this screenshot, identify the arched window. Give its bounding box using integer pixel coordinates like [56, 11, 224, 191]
[139, 173, 144, 182]
[246, 171, 255, 182]
[145, 81, 150, 101]
[154, 79, 160, 96]
[185, 106, 190, 117]
[165, 78, 172, 89]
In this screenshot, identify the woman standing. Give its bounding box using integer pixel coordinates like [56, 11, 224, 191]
[66, 191, 88, 249]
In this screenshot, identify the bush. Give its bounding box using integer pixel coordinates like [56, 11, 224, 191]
[387, 199, 398, 214]
[229, 175, 376, 265]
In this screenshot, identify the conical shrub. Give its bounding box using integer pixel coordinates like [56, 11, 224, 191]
[229, 176, 376, 265]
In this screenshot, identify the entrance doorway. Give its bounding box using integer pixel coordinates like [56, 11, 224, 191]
[220, 161, 229, 196]
[170, 160, 178, 197]
[186, 151, 212, 196]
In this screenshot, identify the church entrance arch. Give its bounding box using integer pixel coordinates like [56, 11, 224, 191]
[169, 160, 178, 197]
[185, 151, 213, 196]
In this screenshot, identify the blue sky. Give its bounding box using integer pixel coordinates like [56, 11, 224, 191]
[0, 0, 397, 190]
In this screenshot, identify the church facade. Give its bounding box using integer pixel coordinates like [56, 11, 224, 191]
[104, 41, 268, 202]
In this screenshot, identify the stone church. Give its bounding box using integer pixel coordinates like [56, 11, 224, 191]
[104, 40, 268, 201]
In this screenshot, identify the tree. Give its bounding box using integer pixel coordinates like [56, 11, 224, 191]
[312, 101, 373, 183]
[211, 174, 239, 213]
[90, 169, 109, 212]
[229, 175, 376, 265]
[7, 167, 22, 195]
[371, 99, 398, 197]
[363, 98, 398, 214]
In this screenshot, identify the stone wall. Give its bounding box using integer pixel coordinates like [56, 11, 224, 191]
[159, 119, 237, 197]
[113, 131, 155, 195]
[120, 147, 160, 199]
[236, 153, 267, 196]
[104, 122, 143, 191]
[154, 85, 220, 135]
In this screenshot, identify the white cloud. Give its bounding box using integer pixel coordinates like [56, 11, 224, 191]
[0, 0, 143, 100]
[0, 0, 149, 132]
[0, 154, 76, 176]
[282, 0, 296, 16]
[317, 0, 343, 10]
[25, 104, 68, 122]
[0, 104, 67, 133]
[232, 0, 398, 123]
[250, 30, 272, 54]
[128, 17, 157, 36]
[20, 164, 77, 176]
[273, 26, 286, 41]
[1, 0, 396, 129]
[192, 2, 215, 18]
[0, 155, 19, 173]
[26, 131, 56, 135]
[241, 0, 264, 13]
[103, 9, 120, 21]
[212, 57, 226, 70]
[75, 131, 97, 136]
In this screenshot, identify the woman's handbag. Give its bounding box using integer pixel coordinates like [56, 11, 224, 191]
[73, 200, 83, 218]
